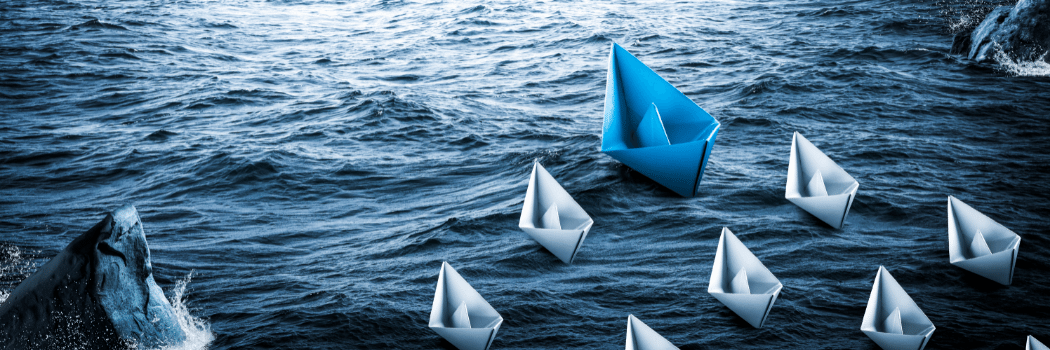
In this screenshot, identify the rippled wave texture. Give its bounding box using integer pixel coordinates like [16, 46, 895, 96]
[2, 0, 1049, 349]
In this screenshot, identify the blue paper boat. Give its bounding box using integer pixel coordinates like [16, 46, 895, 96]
[601, 43, 720, 197]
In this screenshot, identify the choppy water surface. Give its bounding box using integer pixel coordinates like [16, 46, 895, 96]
[2, 0, 1049, 349]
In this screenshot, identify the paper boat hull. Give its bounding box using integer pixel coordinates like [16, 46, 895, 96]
[601, 43, 720, 198]
[862, 329, 934, 350]
[786, 191, 857, 229]
[604, 135, 717, 197]
[951, 247, 1018, 285]
[520, 224, 593, 264]
[431, 322, 502, 350]
[709, 289, 781, 328]
[626, 315, 679, 350]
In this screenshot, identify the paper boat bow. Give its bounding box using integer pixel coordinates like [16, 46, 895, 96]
[519, 161, 594, 264]
[1029, 335, 1049, 350]
[785, 132, 859, 229]
[947, 196, 1021, 285]
[601, 42, 720, 197]
[707, 227, 782, 328]
[861, 266, 935, 350]
[625, 315, 679, 350]
[430, 262, 503, 350]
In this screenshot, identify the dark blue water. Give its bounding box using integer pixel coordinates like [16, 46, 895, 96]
[2, 0, 1050, 349]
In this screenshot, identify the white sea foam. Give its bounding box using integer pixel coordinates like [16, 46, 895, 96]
[995, 49, 1050, 77]
[949, 13, 979, 34]
[0, 244, 39, 304]
[159, 272, 215, 350]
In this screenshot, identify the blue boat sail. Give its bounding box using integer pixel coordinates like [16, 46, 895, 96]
[601, 43, 720, 197]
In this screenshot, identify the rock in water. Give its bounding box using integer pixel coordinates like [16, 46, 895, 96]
[0, 205, 186, 349]
[960, 0, 1050, 62]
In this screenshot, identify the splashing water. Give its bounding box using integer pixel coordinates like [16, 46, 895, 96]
[995, 49, 1050, 76]
[0, 245, 39, 304]
[948, 12, 980, 33]
[936, 0, 1013, 34]
[160, 272, 214, 350]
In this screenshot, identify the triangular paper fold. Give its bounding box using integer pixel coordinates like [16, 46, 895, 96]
[883, 308, 903, 335]
[541, 204, 561, 230]
[625, 315, 679, 350]
[519, 161, 594, 264]
[947, 196, 1021, 285]
[601, 42, 721, 197]
[808, 171, 828, 197]
[634, 103, 671, 147]
[452, 302, 471, 329]
[785, 132, 859, 229]
[708, 227, 782, 328]
[1029, 335, 1050, 350]
[731, 268, 750, 295]
[860, 266, 935, 350]
[969, 231, 991, 258]
[429, 262, 503, 350]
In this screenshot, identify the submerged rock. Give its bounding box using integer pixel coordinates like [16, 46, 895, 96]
[0, 205, 186, 349]
[953, 0, 1050, 62]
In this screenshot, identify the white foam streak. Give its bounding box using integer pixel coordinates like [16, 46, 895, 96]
[994, 49, 1050, 77]
[159, 272, 214, 350]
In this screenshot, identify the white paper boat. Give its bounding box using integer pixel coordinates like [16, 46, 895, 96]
[947, 196, 1021, 285]
[785, 132, 859, 229]
[625, 314, 679, 350]
[861, 266, 935, 350]
[707, 227, 783, 328]
[429, 262, 503, 350]
[1029, 335, 1049, 350]
[519, 161, 595, 264]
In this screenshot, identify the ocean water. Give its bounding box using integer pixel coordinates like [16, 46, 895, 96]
[2, 0, 1049, 349]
